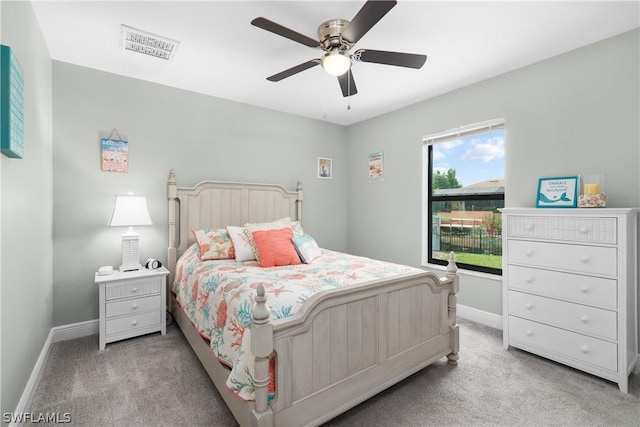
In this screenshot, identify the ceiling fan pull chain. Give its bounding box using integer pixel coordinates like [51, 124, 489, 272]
[347, 69, 352, 110]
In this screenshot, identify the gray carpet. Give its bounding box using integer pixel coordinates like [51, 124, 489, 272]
[28, 318, 639, 426]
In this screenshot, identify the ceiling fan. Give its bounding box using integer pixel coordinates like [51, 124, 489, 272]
[251, 0, 427, 97]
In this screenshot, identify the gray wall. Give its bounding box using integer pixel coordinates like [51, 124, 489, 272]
[52, 63, 348, 326]
[346, 29, 640, 318]
[0, 1, 53, 419]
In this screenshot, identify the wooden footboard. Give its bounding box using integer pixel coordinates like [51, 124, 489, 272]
[251, 253, 459, 427]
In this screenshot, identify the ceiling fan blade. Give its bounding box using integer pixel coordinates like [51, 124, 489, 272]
[341, 0, 397, 45]
[251, 17, 320, 48]
[266, 60, 320, 82]
[338, 70, 358, 97]
[354, 49, 427, 69]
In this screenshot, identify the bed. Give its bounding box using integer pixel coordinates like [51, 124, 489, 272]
[166, 170, 459, 427]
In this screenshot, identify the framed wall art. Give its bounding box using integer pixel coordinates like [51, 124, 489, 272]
[101, 129, 129, 172]
[536, 176, 578, 208]
[368, 151, 384, 183]
[318, 157, 332, 179]
[1, 45, 25, 159]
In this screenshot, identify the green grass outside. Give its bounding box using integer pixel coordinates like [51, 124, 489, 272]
[434, 251, 502, 270]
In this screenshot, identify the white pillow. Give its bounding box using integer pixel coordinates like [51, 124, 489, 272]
[227, 226, 256, 262]
[293, 234, 322, 263]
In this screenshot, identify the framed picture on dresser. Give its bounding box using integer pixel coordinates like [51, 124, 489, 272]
[536, 176, 578, 208]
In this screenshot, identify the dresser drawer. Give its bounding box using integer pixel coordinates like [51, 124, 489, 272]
[105, 311, 161, 335]
[105, 295, 161, 318]
[105, 277, 162, 300]
[508, 240, 617, 276]
[508, 316, 617, 372]
[507, 265, 617, 309]
[506, 215, 617, 244]
[508, 291, 617, 340]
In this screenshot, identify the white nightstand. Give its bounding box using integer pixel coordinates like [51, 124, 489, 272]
[95, 267, 169, 350]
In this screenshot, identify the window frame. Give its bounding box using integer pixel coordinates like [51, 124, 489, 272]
[422, 119, 505, 275]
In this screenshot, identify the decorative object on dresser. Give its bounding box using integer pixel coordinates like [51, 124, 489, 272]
[501, 208, 638, 393]
[535, 176, 578, 208]
[579, 173, 606, 208]
[109, 193, 153, 272]
[95, 267, 169, 350]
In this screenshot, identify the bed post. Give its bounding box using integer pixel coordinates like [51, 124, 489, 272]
[295, 180, 303, 222]
[167, 169, 178, 310]
[251, 285, 274, 427]
[446, 251, 460, 365]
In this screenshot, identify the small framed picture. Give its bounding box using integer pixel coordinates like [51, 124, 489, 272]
[318, 157, 332, 179]
[536, 176, 578, 208]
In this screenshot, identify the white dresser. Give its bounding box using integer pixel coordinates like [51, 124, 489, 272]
[501, 208, 638, 392]
[95, 267, 169, 350]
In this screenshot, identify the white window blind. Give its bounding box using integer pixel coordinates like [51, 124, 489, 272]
[423, 118, 505, 145]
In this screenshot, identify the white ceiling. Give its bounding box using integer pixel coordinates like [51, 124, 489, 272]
[31, 1, 639, 126]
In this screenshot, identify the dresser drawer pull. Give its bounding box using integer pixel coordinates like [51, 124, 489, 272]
[580, 315, 589, 324]
[525, 276, 533, 284]
[579, 227, 589, 234]
[132, 303, 138, 310]
[131, 287, 138, 293]
[580, 256, 589, 264]
[525, 250, 534, 257]
[525, 224, 533, 231]
[580, 285, 590, 294]
[525, 329, 533, 336]
[131, 319, 138, 326]
[525, 303, 533, 310]
[580, 345, 589, 354]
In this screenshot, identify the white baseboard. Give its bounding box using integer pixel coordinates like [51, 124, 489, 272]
[9, 329, 54, 427]
[52, 319, 98, 342]
[10, 320, 98, 425]
[456, 304, 503, 330]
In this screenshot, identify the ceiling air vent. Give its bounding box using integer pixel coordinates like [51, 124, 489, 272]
[120, 24, 179, 61]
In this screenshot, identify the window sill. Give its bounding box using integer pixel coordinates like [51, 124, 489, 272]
[421, 262, 502, 281]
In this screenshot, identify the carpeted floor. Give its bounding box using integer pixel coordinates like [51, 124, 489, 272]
[28, 318, 639, 426]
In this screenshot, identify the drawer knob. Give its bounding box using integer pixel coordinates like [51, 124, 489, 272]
[525, 329, 533, 336]
[525, 276, 533, 284]
[131, 287, 138, 293]
[580, 315, 589, 324]
[132, 303, 138, 310]
[525, 250, 534, 257]
[131, 320, 138, 326]
[580, 256, 589, 264]
[579, 227, 589, 234]
[580, 286, 589, 294]
[525, 303, 533, 310]
[580, 346, 589, 354]
[525, 224, 533, 231]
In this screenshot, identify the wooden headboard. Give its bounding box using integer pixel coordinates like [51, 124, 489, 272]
[166, 169, 303, 284]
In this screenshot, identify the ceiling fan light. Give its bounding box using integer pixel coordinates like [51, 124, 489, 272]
[321, 51, 351, 76]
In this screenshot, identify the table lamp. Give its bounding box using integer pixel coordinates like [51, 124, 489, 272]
[109, 194, 152, 272]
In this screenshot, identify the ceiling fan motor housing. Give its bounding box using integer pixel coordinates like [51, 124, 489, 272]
[318, 19, 353, 52]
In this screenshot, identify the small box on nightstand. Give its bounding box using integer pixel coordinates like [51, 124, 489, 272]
[94, 267, 169, 350]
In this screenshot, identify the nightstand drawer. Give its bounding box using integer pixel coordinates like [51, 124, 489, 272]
[508, 240, 616, 276]
[105, 278, 161, 300]
[106, 295, 161, 318]
[105, 311, 161, 335]
[506, 215, 616, 244]
[508, 291, 617, 340]
[507, 265, 617, 309]
[509, 316, 617, 372]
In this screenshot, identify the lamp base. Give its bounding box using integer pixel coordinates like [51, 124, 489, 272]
[120, 228, 142, 273]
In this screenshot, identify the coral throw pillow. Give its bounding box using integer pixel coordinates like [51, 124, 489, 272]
[251, 228, 302, 267]
[191, 228, 235, 261]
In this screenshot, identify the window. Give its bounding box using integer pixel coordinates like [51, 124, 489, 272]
[422, 119, 505, 275]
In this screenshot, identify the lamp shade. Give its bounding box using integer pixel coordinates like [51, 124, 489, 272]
[321, 51, 351, 76]
[109, 195, 152, 227]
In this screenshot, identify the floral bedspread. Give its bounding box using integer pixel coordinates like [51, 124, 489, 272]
[172, 243, 423, 401]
